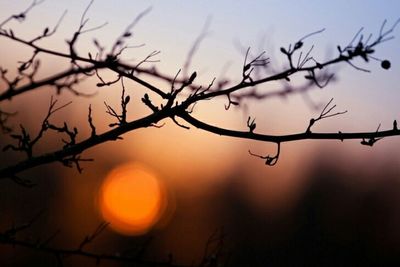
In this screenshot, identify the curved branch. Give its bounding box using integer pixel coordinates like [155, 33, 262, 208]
[179, 113, 400, 144]
[0, 33, 169, 99]
[0, 65, 99, 101]
[0, 109, 169, 179]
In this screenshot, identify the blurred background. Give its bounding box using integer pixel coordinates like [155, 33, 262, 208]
[1, 0, 400, 266]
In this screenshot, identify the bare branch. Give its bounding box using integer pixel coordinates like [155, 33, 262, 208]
[2, 2, 400, 266]
[0, 221, 187, 267]
[249, 142, 281, 166]
[0, 108, 16, 133]
[306, 98, 347, 133]
[87, 105, 97, 138]
[0, 0, 44, 29]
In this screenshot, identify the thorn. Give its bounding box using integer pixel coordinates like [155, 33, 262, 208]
[338, 131, 343, 142]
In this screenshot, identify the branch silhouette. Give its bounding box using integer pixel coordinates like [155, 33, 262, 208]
[0, 1, 399, 182]
[0, 1, 399, 265]
[0, 219, 188, 266]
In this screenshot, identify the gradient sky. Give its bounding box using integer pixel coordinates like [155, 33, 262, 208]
[1, 1, 400, 264]
[1, 0, 399, 185]
[3, 0, 397, 113]
[1, 0, 400, 193]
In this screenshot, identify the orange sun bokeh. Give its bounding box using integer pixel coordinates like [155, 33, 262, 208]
[98, 163, 167, 235]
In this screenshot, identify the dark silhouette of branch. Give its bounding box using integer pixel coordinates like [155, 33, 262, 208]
[0, 102, 166, 180]
[230, 71, 335, 104]
[0, 12, 399, 180]
[0, 108, 16, 133]
[0, 220, 188, 267]
[249, 142, 281, 166]
[0, 0, 44, 29]
[1, 2, 400, 265]
[2, 92, 399, 180]
[199, 227, 229, 267]
[179, 112, 400, 164]
[3, 96, 72, 158]
[0, 65, 100, 101]
[306, 98, 347, 133]
[104, 78, 130, 127]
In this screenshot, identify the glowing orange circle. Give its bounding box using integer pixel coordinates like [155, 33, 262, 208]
[99, 163, 165, 235]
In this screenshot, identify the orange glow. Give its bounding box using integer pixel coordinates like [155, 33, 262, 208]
[99, 163, 166, 235]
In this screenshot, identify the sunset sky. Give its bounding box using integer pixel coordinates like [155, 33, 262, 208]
[1, 1, 400, 265]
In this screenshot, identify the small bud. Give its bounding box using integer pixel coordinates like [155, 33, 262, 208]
[294, 41, 303, 50]
[250, 123, 256, 132]
[188, 71, 197, 84]
[124, 95, 130, 104]
[123, 32, 132, 37]
[43, 27, 49, 36]
[361, 139, 367, 145]
[243, 64, 251, 72]
[280, 47, 287, 54]
[18, 13, 26, 20]
[18, 62, 28, 71]
[360, 53, 369, 62]
[381, 60, 391, 70]
[266, 156, 277, 166]
[338, 131, 343, 142]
